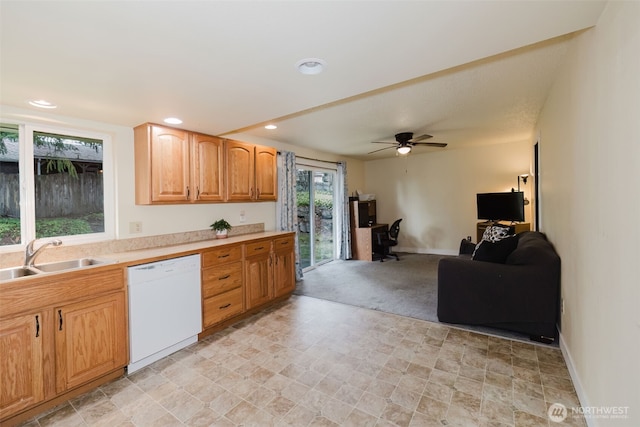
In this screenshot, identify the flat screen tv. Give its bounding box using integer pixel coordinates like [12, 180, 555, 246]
[476, 192, 525, 222]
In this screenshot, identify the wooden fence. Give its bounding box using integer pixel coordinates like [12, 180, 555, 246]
[0, 173, 103, 218]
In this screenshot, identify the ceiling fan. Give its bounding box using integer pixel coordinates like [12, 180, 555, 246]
[368, 132, 447, 155]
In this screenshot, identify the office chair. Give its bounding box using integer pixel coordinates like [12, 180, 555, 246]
[376, 218, 402, 262]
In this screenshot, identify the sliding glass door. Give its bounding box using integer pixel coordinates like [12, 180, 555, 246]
[296, 167, 335, 270]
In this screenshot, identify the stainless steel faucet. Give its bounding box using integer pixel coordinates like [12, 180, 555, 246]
[24, 239, 63, 268]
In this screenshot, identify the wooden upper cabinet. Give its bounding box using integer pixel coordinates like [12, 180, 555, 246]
[135, 123, 276, 204]
[255, 145, 277, 201]
[225, 140, 277, 202]
[225, 140, 255, 201]
[134, 124, 224, 204]
[192, 133, 224, 202]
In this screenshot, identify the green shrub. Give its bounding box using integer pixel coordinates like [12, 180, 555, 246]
[0, 217, 20, 244]
[296, 191, 333, 209]
[36, 218, 92, 237]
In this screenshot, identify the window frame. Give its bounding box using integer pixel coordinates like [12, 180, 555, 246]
[0, 120, 114, 251]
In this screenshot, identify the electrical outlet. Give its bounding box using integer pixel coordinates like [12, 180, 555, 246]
[240, 210, 246, 223]
[129, 221, 142, 234]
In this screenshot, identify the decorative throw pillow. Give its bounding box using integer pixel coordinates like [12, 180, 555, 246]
[472, 235, 519, 263]
[481, 225, 514, 242]
[471, 224, 515, 258]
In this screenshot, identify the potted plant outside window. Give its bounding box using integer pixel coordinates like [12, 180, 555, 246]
[211, 219, 232, 239]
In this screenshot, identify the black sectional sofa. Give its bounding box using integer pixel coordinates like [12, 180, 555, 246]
[437, 231, 561, 343]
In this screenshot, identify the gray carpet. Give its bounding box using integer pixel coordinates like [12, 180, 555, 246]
[295, 253, 542, 343]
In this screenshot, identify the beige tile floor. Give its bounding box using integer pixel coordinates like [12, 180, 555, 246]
[21, 295, 585, 427]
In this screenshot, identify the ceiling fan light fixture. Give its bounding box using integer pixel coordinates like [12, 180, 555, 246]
[397, 145, 411, 155]
[295, 58, 327, 75]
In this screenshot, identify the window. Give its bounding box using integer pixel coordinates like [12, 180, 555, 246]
[0, 121, 113, 247]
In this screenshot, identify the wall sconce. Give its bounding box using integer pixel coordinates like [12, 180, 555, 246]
[517, 174, 529, 192]
[516, 174, 530, 205]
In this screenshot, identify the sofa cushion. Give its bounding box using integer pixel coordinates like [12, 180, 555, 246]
[506, 231, 560, 266]
[472, 235, 519, 263]
[459, 238, 477, 255]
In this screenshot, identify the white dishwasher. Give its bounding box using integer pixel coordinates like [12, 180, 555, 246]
[127, 254, 202, 374]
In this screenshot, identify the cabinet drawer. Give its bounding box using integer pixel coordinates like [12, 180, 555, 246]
[273, 236, 294, 251]
[203, 288, 243, 327]
[245, 240, 271, 257]
[202, 262, 242, 298]
[202, 244, 242, 267]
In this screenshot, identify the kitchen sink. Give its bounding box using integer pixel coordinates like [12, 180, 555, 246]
[34, 258, 114, 272]
[0, 258, 116, 281]
[0, 266, 40, 281]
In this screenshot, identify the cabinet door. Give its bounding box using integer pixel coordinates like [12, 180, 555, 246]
[225, 140, 254, 201]
[150, 125, 191, 202]
[245, 254, 273, 309]
[192, 133, 224, 202]
[0, 313, 46, 419]
[274, 249, 295, 297]
[55, 292, 127, 392]
[255, 145, 277, 201]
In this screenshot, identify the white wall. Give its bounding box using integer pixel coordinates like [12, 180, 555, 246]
[536, 1, 640, 425]
[364, 141, 532, 254]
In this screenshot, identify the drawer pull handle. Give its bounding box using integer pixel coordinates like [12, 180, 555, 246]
[35, 315, 40, 338]
[218, 254, 230, 258]
[219, 303, 231, 309]
[254, 246, 264, 251]
[58, 309, 63, 331]
[219, 274, 231, 280]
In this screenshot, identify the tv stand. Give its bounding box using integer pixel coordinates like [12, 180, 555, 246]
[476, 221, 530, 242]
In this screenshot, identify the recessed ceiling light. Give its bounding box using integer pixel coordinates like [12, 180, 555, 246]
[295, 58, 327, 75]
[163, 117, 183, 125]
[28, 100, 57, 109]
[265, 124, 277, 130]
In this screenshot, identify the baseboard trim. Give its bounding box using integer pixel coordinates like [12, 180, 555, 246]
[559, 331, 596, 427]
[396, 247, 458, 256]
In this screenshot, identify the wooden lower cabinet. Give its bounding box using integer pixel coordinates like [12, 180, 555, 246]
[0, 266, 127, 426]
[0, 312, 46, 420]
[55, 292, 127, 393]
[200, 233, 296, 336]
[203, 288, 243, 326]
[273, 236, 295, 298]
[201, 244, 245, 329]
[244, 240, 274, 309]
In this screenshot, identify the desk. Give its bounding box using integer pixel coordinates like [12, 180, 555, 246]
[351, 223, 388, 261]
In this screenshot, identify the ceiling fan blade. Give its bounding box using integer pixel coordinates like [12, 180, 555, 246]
[371, 141, 397, 145]
[410, 134, 433, 142]
[412, 142, 448, 148]
[367, 145, 396, 154]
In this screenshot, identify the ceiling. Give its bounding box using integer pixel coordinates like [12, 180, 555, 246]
[0, 1, 606, 160]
